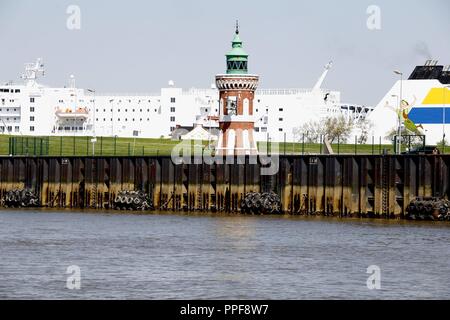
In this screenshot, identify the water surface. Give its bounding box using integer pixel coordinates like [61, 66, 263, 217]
[0, 209, 449, 299]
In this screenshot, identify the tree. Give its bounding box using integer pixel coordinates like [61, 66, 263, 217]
[356, 118, 374, 144]
[294, 115, 354, 143]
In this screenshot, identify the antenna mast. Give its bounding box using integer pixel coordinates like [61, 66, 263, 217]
[21, 58, 45, 86]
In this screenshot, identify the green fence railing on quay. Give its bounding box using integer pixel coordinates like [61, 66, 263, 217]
[0, 134, 430, 157]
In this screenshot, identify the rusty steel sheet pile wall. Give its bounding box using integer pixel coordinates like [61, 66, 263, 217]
[0, 155, 449, 217]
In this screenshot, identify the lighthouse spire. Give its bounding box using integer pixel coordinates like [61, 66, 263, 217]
[226, 23, 248, 74]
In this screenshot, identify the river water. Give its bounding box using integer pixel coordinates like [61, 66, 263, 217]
[0, 209, 449, 299]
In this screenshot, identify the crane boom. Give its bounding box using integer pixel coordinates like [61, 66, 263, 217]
[313, 61, 333, 91]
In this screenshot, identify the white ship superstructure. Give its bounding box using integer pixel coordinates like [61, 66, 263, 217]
[0, 59, 372, 142]
[368, 60, 450, 145]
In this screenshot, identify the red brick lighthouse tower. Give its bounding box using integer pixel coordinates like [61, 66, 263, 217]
[215, 23, 259, 156]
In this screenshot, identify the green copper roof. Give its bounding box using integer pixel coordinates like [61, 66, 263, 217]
[225, 22, 248, 74]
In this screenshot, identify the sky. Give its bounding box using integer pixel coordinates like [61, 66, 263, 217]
[0, 0, 449, 106]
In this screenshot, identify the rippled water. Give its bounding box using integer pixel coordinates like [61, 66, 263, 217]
[0, 209, 449, 299]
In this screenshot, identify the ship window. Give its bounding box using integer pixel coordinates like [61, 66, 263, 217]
[255, 127, 260, 132]
[132, 109, 135, 112]
[30, 126, 35, 132]
[261, 127, 267, 132]
[279, 118, 283, 121]
[15, 89, 20, 93]
[279, 108, 283, 111]
[30, 97, 35, 103]
[125, 118, 127, 121]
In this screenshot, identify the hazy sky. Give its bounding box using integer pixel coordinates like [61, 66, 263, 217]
[0, 0, 449, 106]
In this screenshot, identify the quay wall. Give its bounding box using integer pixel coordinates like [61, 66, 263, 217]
[0, 155, 448, 217]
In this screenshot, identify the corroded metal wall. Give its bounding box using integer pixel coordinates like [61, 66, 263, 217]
[0, 155, 449, 217]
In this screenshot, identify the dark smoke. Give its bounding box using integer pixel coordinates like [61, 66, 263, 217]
[414, 41, 432, 60]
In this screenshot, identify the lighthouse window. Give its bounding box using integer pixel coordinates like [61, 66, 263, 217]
[170, 97, 176, 103]
[279, 128, 283, 132]
[170, 116, 175, 122]
[30, 97, 35, 103]
[170, 107, 175, 112]
[227, 61, 247, 71]
[30, 116, 35, 121]
[30, 126, 35, 132]
[255, 127, 260, 132]
[279, 118, 283, 121]
[279, 108, 284, 111]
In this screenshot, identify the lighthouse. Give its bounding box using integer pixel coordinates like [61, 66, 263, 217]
[215, 23, 259, 156]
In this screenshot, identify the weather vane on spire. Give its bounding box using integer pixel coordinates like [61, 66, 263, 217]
[235, 20, 239, 34]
